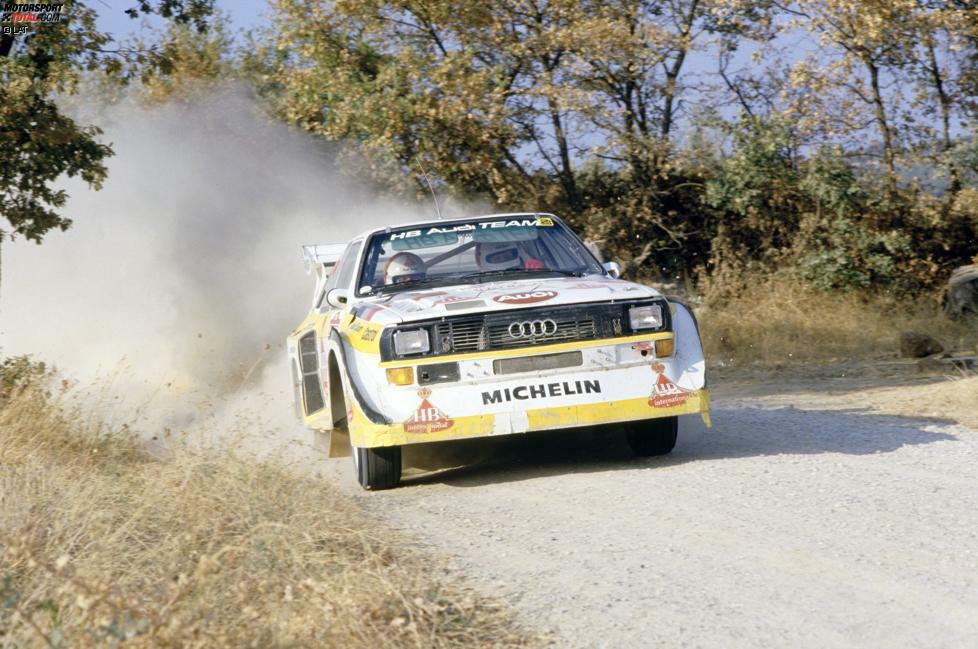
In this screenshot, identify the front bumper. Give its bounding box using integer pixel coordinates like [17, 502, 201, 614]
[348, 386, 710, 447]
[347, 332, 710, 448]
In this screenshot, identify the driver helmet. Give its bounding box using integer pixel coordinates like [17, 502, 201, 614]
[384, 252, 426, 285]
[475, 242, 523, 271]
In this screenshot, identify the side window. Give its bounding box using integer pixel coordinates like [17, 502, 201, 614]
[334, 240, 362, 291]
[315, 240, 361, 311]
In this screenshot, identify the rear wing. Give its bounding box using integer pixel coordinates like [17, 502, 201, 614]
[302, 243, 346, 275]
[302, 243, 347, 310]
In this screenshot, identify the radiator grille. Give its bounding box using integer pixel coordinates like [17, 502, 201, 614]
[435, 319, 485, 353]
[486, 316, 596, 349]
[434, 309, 604, 354]
[382, 299, 670, 362]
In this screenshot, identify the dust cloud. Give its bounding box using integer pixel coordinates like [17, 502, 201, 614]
[0, 89, 431, 445]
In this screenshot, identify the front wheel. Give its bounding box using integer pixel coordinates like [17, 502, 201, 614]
[352, 445, 402, 490]
[625, 416, 678, 457]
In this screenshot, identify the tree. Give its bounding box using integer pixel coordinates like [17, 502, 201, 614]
[903, 1, 975, 198]
[784, 0, 919, 195]
[129, 15, 234, 105]
[250, 0, 536, 206]
[0, 0, 216, 308]
[0, 0, 216, 245]
[1, 2, 114, 244]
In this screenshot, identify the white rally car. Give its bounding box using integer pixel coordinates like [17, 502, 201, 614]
[287, 213, 710, 489]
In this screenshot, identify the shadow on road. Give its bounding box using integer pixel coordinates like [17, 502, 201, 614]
[400, 405, 959, 488]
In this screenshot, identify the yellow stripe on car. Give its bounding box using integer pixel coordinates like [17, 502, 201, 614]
[347, 388, 710, 448]
[342, 318, 385, 353]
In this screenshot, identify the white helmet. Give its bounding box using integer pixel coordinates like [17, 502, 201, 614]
[475, 242, 522, 271]
[384, 252, 426, 285]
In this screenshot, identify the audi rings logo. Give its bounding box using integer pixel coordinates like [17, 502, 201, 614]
[508, 319, 558, 339]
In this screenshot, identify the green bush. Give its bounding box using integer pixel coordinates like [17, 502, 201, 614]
[799, 217, 914, 290]
[0, 356, 50, 403]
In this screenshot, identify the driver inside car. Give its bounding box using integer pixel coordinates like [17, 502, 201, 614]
[384, 252, 427, 285]
[474, 242, 545, 271]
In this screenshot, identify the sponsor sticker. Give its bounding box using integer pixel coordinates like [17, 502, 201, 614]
[482, 379, 601, 405]
[493, 290, 557, 305]
[404, 388, 454, 434]
[648, 362, 690, 408]
[390, 218, 554, 240]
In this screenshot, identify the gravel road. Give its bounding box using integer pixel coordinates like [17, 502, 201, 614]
[319, 382, 978, 648]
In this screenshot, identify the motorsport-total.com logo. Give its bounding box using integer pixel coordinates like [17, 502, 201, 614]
[1, 3, 65, 35]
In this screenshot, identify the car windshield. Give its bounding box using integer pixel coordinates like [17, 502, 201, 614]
[356, 215, 604, 295]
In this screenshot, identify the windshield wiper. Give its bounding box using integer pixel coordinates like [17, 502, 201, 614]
[527, 268, 587, 277]
[455, 268, 585, 283]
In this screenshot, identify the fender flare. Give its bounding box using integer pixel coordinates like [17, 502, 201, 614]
[666, 296, 708, 390]
[666, 296, 701, 333]
[327, 328, 392, 425]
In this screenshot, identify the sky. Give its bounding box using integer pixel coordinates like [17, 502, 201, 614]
[92, 0, 268, 42]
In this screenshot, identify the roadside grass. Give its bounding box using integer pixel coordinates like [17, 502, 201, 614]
[699, 279, 977, 366]
[0, 372, 538, 648]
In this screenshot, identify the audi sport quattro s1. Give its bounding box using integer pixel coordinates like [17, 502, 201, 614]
[287, 213, 710, 489]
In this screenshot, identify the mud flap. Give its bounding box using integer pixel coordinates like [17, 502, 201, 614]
[312, 429, 353, 458]
[327, 429, 352, 458]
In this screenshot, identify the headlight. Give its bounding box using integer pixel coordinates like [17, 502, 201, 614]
[629, 304, 664, 330]
[393, 329, 430, 356]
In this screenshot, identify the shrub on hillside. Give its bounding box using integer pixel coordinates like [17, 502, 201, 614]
[0, 356, 49, 403]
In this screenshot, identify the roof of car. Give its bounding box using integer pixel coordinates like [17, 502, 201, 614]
[350, 212, 560, 242]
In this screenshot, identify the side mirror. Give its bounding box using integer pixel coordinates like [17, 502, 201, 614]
[326, 288, 349, 309]
[602, 261, 621, 279]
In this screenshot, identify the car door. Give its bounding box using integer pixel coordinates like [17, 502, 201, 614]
[297, 240, 363, 425]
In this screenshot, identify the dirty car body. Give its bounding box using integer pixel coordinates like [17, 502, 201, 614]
[287, 213, 710, 489]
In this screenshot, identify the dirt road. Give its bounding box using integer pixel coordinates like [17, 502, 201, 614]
[315, 379, 978, 648]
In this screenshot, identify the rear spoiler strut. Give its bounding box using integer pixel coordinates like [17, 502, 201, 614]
[303, 243, 347, 310]
[302, 243, 346, 275]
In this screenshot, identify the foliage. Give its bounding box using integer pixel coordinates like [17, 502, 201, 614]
[0, 0, 216, 244]
[0, 2, 114, 243]
[798, 217, 913, 290]
[128, 16, 235, 105]
[246, 0, 976, 294]
[4, 0, 977, 296]
[249, 0, 763, 212]
[704, 116, 802, 262]
[0, 355, 49, 402]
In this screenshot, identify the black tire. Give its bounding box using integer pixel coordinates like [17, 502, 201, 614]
[625, 416, 678, 457]
[353, 445, 402, 490]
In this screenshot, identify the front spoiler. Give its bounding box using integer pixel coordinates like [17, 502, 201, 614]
[348, 388, 711, 448]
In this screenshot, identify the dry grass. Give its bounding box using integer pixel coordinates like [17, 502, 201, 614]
[699, 279, 977, 366]
[0, 381, 538, 648]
